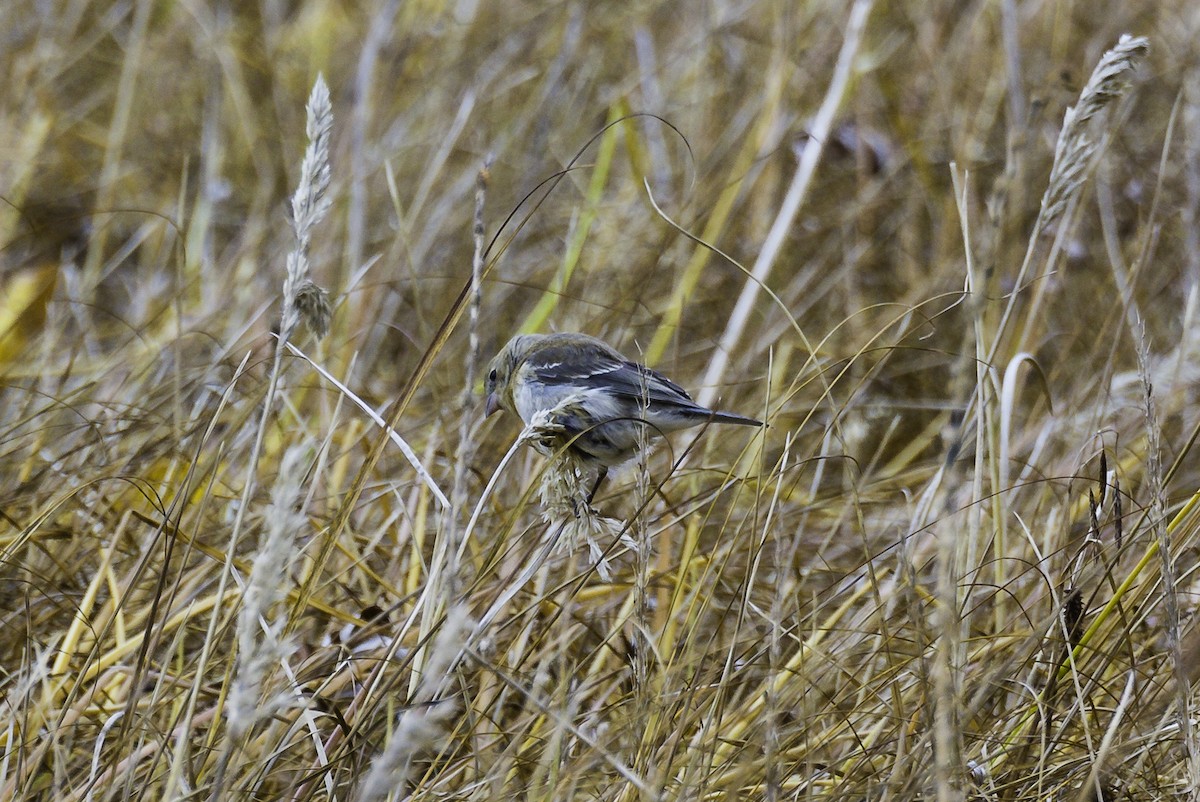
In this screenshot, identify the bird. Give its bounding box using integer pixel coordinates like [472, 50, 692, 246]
[484, 332, 763, 501]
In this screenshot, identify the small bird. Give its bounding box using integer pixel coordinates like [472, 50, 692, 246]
[485, 332, 763, 501]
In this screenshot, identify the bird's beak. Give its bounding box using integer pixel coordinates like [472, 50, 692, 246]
[485, 392, 500, 417]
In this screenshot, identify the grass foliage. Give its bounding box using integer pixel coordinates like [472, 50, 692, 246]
[1, 2, 1199, 800]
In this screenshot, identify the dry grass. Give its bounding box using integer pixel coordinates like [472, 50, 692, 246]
[2, 2, 1199, 800]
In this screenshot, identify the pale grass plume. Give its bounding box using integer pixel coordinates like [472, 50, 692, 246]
[292, 75, 333, 243]
[219, 73, 332, 749]
[3, 644, 55, 734]
[281, 73, 333, 341]
[356, 605, 472, 802]
[1039, 35, 1149, 228]
[535, 451, 627, 582]
[524, 406, 635, 582]
[226, 442, 311, 739]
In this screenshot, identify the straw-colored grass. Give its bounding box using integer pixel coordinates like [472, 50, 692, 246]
[1, 2, 1198, 800]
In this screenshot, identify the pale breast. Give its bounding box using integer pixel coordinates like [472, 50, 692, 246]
[513, 373, 623, 425]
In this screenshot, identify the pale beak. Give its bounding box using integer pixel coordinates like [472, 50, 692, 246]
[485, 392, 500, 417]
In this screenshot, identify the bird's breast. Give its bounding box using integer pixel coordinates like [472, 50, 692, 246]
[514, 381, 622, 425]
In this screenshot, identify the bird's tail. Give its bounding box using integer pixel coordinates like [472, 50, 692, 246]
[707, 410, 764, 427]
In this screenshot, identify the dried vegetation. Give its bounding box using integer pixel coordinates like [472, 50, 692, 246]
[1, 2, 1199, 800]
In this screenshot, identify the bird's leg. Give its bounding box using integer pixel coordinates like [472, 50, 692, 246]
[569, 466, 608, 518]
[585, 466, 608, 506]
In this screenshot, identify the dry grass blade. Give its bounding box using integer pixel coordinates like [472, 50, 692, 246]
[0, 5, 1195, 802]
[697, 0, 874, 409]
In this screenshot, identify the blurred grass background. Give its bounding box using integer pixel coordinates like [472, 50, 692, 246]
[2, 1, 1199, 800]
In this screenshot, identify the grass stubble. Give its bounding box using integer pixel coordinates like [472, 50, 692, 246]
[0, 2, 1199, 801]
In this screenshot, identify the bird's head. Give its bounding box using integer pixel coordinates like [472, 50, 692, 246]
[484, 334, 535, 418]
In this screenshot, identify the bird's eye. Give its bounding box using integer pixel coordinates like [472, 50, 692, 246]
[488, 368, 497, 384]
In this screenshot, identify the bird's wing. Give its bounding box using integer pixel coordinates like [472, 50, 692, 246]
[528, 344, 701, 410]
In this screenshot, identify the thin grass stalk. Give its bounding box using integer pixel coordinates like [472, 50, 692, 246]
[1136, 322, 1197, 791]
[1185, 74, 1200, 285]
[763, 433, 792, 802]
[632, 359, 652, 703]
[1113, 92, 1182, 349]
[1071, 672, 1137, 802]
[345, 0, 401, 285]
[225, 442, 310, 739]
[413, 157, 493, 703]
[208, 74, 332, 801]
[696, 0, 874, 410]
[644, 91, 779, 367]
[283, 342, 448, 507]
[517, 105, 619, 335]
[951, 165, 996, 643]
[81, 0, 153, 297]
[356, 606, 470, 802]
[988, 35, 1149, 364]
[306, 426, 547, 797]
[447, 156, 493, 590]
[933, 528, 962, 802]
